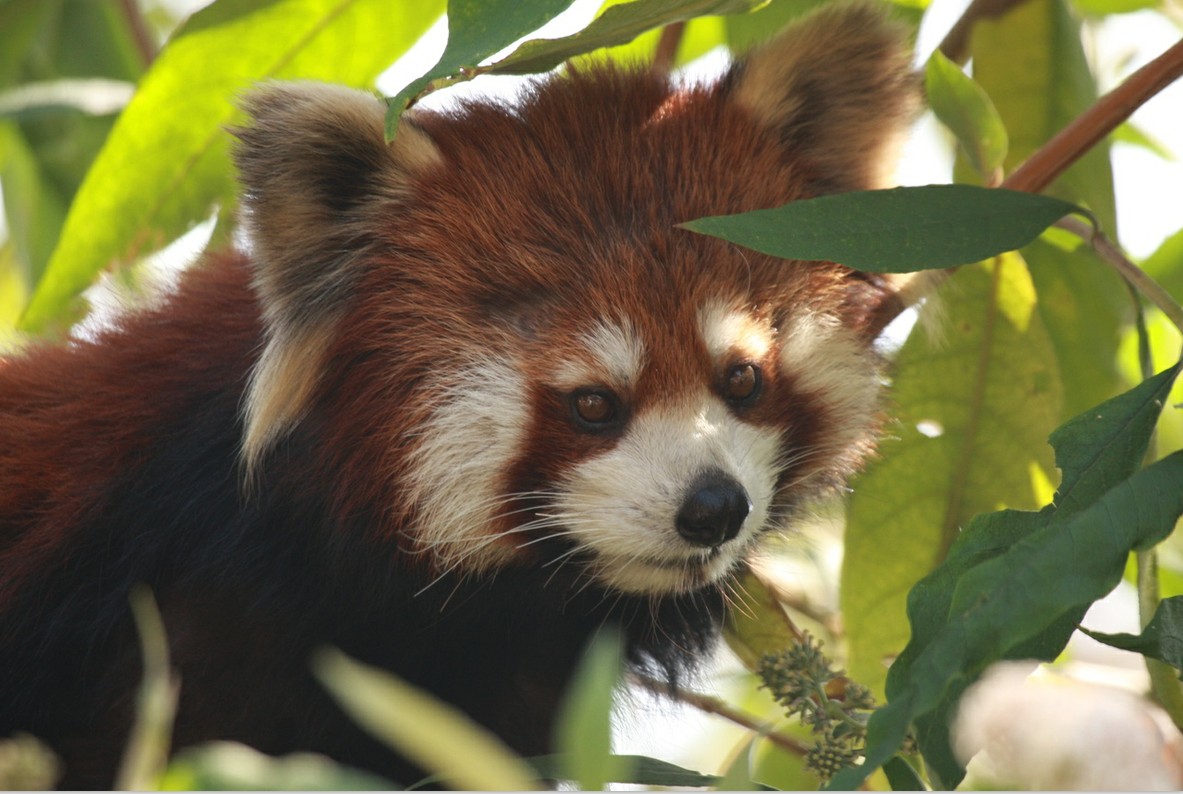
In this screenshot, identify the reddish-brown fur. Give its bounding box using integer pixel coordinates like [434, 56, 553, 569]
[1, 4, 915, 786]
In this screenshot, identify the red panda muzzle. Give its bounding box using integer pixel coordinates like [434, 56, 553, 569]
[0, 3, 918, 788]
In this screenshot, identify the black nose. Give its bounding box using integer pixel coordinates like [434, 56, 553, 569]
[675, 471, 752, 548]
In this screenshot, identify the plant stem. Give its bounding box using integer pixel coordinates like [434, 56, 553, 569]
[1136, 550, 1183, 731]
[118, 0, 157, 68]
[629, 674, 811, 756]
[1003, 35, 1183, 195]
[1055, 216, 1183, 338]
[653, 21, 686, 75]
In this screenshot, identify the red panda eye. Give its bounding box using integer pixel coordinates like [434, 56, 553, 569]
[572, 390, 617, 427]
[725, 364, 761, 403]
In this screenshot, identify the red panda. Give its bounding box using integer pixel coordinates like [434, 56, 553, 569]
[0, 3, 916, 788]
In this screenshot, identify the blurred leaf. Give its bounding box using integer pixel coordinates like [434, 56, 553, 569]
[0, 78, 133, 119]
[570, 9, 724, 71]
[1083, 596, 1183, 674]
[1070, 0, 1160, 14]
[1025, 238, 1130, 418]
[924, 49, 1007, 180]
[313, 648, 538, 791]
[724, 0, 823, 51]
[833, 365, 1183, 790]
[21, 0, 443, 333]
[161, 742, 393, 791]
[971, 0, 1116, 230]
[0, 122, 67, 285]
[529, 753, 725, 788]
[1141, 225, 1183, 302]
[724, 568, 800, 670]
[680, 185, 1084, 272]
[555, 629, 626, 790]
[882, 755, 926, 791]
[384, 0, 576, 133]
[1114, 121, 1174, 160]
[488, 0, 761, 75]
[0, 0, 55, 88]
[116, 587, 179, 791]
[0, 244, 26, 343]
[842, 255, 1061, 698]
[748, 725, 821, 791]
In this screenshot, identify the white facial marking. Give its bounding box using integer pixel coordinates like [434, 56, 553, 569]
[555, 395, 781, 595]
[699, 301, 773, 362]
[403, 357, 526, 574]
[554, 318, 646, 389]
[779, 310, 880, 472]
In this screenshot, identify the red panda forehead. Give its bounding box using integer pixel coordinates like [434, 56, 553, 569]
[407, 68, 806, 260]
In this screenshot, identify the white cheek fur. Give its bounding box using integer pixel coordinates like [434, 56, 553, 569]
[402, 357, 527, 575]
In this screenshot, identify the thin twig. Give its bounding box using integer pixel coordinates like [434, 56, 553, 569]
[629, 673, 812, 756]
[1055, 216, 1183, 336]
[653, 21, 686, 75]
[118, 0, 158, 68]
[937, 0, 1033, 64]
[1003, 36, 1183, 194]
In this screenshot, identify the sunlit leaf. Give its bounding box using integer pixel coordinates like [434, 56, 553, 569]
[1083, 596, 1183, 675]
[313, 649, 538, 791]
[22, 0, 443, 333]
[555, 629, 626, 790]
[384, 0, 576, 134]
[488, 0, 761, 75]
[680, 185, 1084, 272]
[842, 256, 1061, 698]
[161, 742, 393, 791]
[833, 365, 1183, 790]
[924, 49, 1007, 179]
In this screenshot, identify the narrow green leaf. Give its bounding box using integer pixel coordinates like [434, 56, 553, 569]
[21, 0, 443, 333]
[724, 568, 800, 670]
[555, 629, 626, 790]
[882, 755, 926, 791]
[842, 256, 1061, 698]
[384, 0, 576, 135]
[1048, 362, 1181, 518]
[313, 648, 538, 791]
[924, 50, 1007, 179]
[487, 0, 763, 76]
[162, 741, 394, 791]
[1113, 121, 1174, 160]
[970, 0, 1116, 230]
[1141, 226, 1183, 304]
[0, 79, 133, 119]
[1083, 596, 1183, 675]
[527, 753, 726, 788]
[836, 367, 1183, 789]
[680, 185, 1084, 272]
[836, 450, 1183, 791]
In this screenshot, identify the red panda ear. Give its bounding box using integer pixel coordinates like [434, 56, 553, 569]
[731, 1, 919, 194]
[233, 82, 441, 470]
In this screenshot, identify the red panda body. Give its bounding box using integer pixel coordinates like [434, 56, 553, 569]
[0, 5, 916, 788]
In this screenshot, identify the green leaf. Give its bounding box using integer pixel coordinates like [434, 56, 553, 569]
[161, 742, 394, 791]
[528, 753, 726, 788]
[1024, 238, 1130, 419]
[384, 0, 576, 135]
[724, 0, 825, 52]
[970, 0, 1116, 230]
[1113, 121, 1174, 160]
[554, 629, 626, 790]
[882, 755, 926, 791]
[841, 255, 1061, 698]
[313, 648, 538, 791]
[924, 49, 1007, 180]
[1141, 225, 1183, 304]
[833, 366, 1183, 790]
[1070, 0, 1160, 15]
[680, 185, 1084, 272]
[723, 568, 800, 670]
[487, 0, 762, 76]
[21, 0, 443, 333]
[1083, 596, 1183, 675]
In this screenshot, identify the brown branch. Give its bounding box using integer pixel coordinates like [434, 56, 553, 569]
[653, 21, 686, 75]
[937, 0, 1034, 64]
[118, 0, 158, 68]
[629, 673, 812, 757]
[1003, 35, 1183, 194]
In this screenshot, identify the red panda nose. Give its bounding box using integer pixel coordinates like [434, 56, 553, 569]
[675, 471, 752, 548]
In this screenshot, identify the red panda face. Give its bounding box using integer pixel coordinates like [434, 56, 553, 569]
[233, 3, 917, 598]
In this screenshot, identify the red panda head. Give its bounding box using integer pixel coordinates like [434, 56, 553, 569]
[233, 3, 917, 597]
